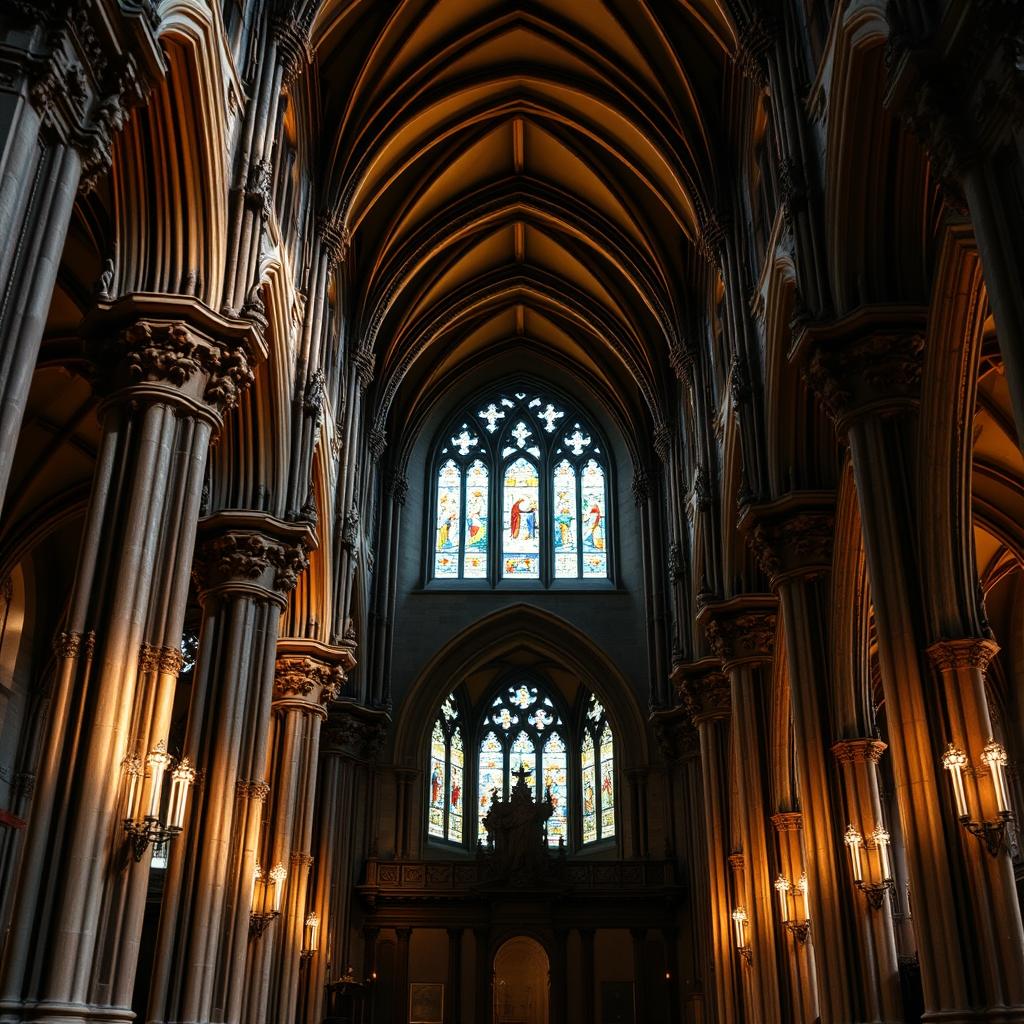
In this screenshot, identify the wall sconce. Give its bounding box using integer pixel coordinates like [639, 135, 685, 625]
[942, 741, 1014, 856]
[844, 824, 893, 909]
[301, 911, 319, 961]
[122, 742, 195, 862]
[731, 907, 752, 964]
[774, 873, 810, 942]
[250, 861, 287, 939]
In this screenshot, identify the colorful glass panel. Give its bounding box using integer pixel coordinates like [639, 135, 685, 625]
[582, 732, 597, 844]
[463, 460, 489, 578]
[478, 731, 504, 836]
[543, 733, 568, 846]
[581, 459, 607, 577]
[448, 729, 464, 842]
[599, 723, 615, 838]
[502, 458, 540, 578]
[510, 731, 536, 791]
[553, 459, 578, 579]
[434, 460, 461, 578]
[428, 721, 446, 838]
[510, 684, 536, 709]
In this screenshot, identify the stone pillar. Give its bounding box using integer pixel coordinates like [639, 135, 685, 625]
[832, 739, 903, 1021]
[0, 4, 161, 515]
[0, 299, 259, 1023]
[770, 813, 818, 1023]
[677, 659, 737, 1024]
[306, 702, 387, 1022]
[260, 643, 350, 1024]
[394, 928, 412, 1024]
[579, 927, 595, 1024]
[801, 312, 1024, 1018]
[698, 597, 782, 1024]
[446, 928, 462, 1024]
[744, 493, 884, 1023]
[146, 513, 313, 1024]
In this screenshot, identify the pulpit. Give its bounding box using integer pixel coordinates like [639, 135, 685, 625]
[323, 973, 367, 1024]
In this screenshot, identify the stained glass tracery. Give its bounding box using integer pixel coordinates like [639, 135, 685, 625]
[429, 693, 464, 842]
[582, 693, 615, 842]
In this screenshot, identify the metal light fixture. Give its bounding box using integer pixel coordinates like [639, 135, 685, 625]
[301, 911, 319, 961]
[731, 906, 752, 964]
[844, 823, 893, 909]
[250, 861, 288, 938]
[122, 741, 195, 862]
[942, 740, 1014, 856]
[774, 872, 810, 942]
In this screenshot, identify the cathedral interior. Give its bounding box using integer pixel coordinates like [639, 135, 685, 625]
[0, 1, 1023, 1023]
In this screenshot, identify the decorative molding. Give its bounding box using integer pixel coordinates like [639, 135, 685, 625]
[273, 653, 346, 707]
[925, 637, 1000, 673]
[770, 812, 803, 832]
[832, 739, 887, 765]
[741, 494, 835, 584]
[699, 597, 777, 668]
[138, 642, 184, 676]
[321, 703, 389, 762]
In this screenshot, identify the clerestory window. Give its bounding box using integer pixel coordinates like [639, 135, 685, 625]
[429, 386, 611, 585]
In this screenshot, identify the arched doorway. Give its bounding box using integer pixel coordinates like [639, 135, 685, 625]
[493, 936, 549, 1024]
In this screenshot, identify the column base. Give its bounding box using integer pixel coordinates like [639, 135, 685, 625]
[0, 1002, 135, 1024]
[922, 1009, 1024, 1024]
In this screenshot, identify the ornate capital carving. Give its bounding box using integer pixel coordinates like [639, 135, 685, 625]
[802, 329, 925, 430]
[273, 8, 313, 85]
[678, 664, 731, 723]
[770, 812, 803, 832]
[354, 348, 375, 392]
[138, 642, 184, 676]
[237, 778, 270, 802]
[652, 709, 700, 763]
[368, 426, 387, 464]
[321, 705, 389, 762]
[925, 637, 1000, 673]
[653, 422, 673, 463]
[699, 597, 778, 668]
[53, 629, 95, 660]
[318, 209, 350, 268]
[832, 738, 887, 765]
[742, 494, 835, 584]
[273, 653, 346, 708]
[386, 471, 409, 506]
[733, 10, 777, 88]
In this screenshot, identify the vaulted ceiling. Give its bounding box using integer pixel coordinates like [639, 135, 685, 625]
[312, 0, 736, 447]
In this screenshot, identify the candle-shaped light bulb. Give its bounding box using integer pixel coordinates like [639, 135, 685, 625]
[872, 826, 892, 881]
[774, 875, 791, 922]
[844, 825, 863, 883]
[168, 758, 195, 830]
[269, 862, 287, 912]
[122, 755, 143, 820]
[797, 873, 809, 921]
[941, 743, 969, 818]
[146, 741, 172, 819]
[981, 741, 1011, 814]
[305, 911, 319, 952]
[731, 907, 747, 949]
[251, 862, 262, 910]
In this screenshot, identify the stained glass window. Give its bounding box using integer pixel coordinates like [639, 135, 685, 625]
[429, 387, 610, 584]
[427, 693, 464, 843]
[582, 693, 615, 842]
[544, 732, 568, 844]
[478, 731, 504, 838]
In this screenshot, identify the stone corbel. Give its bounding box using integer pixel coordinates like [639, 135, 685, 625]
[738, 492, 835, 587]
[697, 595, 778, 672]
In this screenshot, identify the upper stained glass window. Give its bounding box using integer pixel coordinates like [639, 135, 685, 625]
[430, 387, 609, 585]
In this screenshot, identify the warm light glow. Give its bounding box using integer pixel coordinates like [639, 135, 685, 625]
[844, 825, 864, 883]
[251, 862, 262, 909]
[981, 741, 1011, 814]
[304, 911, 319, 952]
[796, 873, 809, 920]
[774, 875, 791, 922]
[871, 827, 892, 881]
[269, 862, 288, 912]
[122, 755, 143, 819]
[941, 743, 969, 818]
[146, 741, 172, 818]
[167, 758, 195, 830]
[731, 906, 748, 949]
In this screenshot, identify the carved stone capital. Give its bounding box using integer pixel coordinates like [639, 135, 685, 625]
[274, 654, 346, 710]
[53, 629, 95, 660]
[651, 708, 700, 763]
[354, 348, 375, 392]
[653, 422, 673, 463]
[368, 425, 387, 464]
[237, 778, 271, 802]
[733, 9, 777, 88]
[728, 852, 745, 873]
[318, 209, 351, 268]
[321, 702, 390, 763]
[741, 493, 835, 584]
[795, 311, 928, 431]
[698, 596, 778, 669]
[925, 637, 1000, 673]
[770, 812, 803, 832]
[632, 466, 650, 506]
[831, 738, 887, 765]
[193, 512, 315, 604]
[138, 642, 184, 676]
[676, 659, 731, 724]
[273, 8, 313, 85]
[83, 297, 264, 421]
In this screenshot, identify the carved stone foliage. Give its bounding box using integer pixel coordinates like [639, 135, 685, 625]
[746, 506, 835, 583]
[702, 605, 777, 667]
[832, 739, 887, 765]
[925, 637, 1000, 674]
[733, 9, 777, 88]
[318, 209, 351, 268]
[680, 669, 731, 723]
[320, 711, 389, 762]
[803, 332, 925, 428]
[193, 529, 309, 596]
[53, 629, 95, 660]
[274, 654, 346, 706]
[653, 713, 700, 763]
[138, 642, 184, 676]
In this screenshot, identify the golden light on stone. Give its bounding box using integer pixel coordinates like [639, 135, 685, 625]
[941, 743, 969, 818]
[981, 741, 1011, 815]
[844, 825, 864, 883]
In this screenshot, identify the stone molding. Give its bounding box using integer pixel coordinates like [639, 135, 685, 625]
[831, 739, 888, 765]
[740, 492, 835, 585]
[925, 637, 1000, 673]
[698, 596, 778, 670]
[673, 658, 731, 723]
[321, 702, 389, 763]
[138, 642, 184, 676]
[237, 778, 271, 802]
[193, 512, 316, 604]
[770, 812, 803, 833]
[273, 654, 346, 710]
[53, 629, 95, 660]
